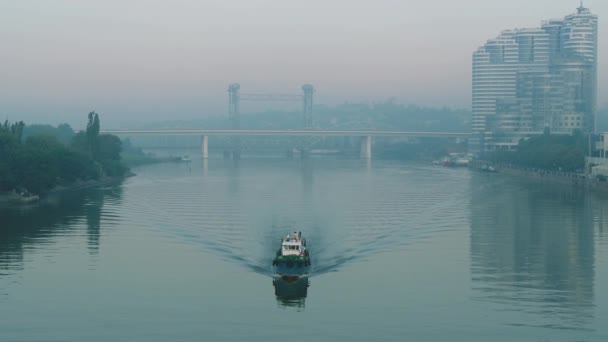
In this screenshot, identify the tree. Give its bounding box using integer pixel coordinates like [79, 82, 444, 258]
[98, 134, 122, 161]
[15, 135, 64, 193]
[0, 114, 127, 195]
[23, 123, 75, 145]
[494, 133, 587, 172]
[1, 120, 25, 141]
[86, 111, 100, 159]
[74, 112, 128, 177]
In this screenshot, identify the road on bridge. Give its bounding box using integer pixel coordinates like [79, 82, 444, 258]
[101, 129, 470, 138]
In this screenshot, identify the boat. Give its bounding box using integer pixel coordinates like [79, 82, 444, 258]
[441, 153, 473, 167]
[479, 164, 497, 173]
[441, 157, 453, 167]
[310, 149, 343, 155]
[453, 157, 471, 167]
[6, 189, 40, 204]
[166, 155, 192, 163]
[289, 148, 343, 156]
[272, 231, 310, 276]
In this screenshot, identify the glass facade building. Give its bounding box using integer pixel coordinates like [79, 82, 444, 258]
[471, 4, 598, 155]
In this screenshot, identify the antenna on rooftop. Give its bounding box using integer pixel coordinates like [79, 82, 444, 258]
[577, 0, 589, 14]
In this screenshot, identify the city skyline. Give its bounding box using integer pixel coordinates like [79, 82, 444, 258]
[0, 0, 605, 127]
[471, 3, 598, 153]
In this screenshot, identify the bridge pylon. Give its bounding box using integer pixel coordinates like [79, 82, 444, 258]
[226, 83, 315, 159]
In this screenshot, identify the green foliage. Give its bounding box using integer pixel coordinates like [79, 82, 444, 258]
[86, 111, 101, 159]
[0, 162, 15, 190]
[77, 112, 130, 178]
[100, 159, 128, 177]
[15, 136, 63, 194]
[98, 134, 122, 161]
[70, 131, 88, 153]
[0, 121, 25, 191]
[1, 120, 25, 142]
[493, 132, 589, 172]
[0, 113, 128, 195]
[72, 114, 129, 177]
[57, 149, 100, 182]
[23, 123, 75, 144]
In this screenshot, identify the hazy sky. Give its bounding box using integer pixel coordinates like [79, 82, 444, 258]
[0, 0, 606, 127]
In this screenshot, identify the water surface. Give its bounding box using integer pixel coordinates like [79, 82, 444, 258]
[1, 155, 607, 341]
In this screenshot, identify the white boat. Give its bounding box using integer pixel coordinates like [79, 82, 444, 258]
[272, 231, 310, 276]
[444, 153, 472, 167]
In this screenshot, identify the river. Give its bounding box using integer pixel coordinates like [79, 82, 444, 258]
[1, 153, 607, 341]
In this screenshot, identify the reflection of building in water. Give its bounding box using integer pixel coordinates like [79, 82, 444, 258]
[273, 276, 309, 309]
[469, 175, 597, 328]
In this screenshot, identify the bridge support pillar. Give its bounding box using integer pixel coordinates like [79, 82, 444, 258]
[360, 136, 372, 159]
[201, 135, 208, 159]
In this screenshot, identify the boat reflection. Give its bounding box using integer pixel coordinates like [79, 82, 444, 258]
[273, 275, 310, 309]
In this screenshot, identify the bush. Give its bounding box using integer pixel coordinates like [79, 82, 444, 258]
[1, 116, 127, 195]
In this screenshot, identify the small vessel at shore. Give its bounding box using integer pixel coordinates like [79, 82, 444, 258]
[479, 164, 497, 173]
[272, 231, 310, 276]
[3, 189, 40, 204]
[439, 153, 472, 168]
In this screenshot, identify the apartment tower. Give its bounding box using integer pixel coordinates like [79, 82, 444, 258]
[471, 3, 598, 155]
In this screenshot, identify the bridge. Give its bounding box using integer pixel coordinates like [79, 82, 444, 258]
[102, 129, 470, 159]
[104, 83, 470, 159]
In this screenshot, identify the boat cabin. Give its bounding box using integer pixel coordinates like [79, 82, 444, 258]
[281, 231, 307, 256]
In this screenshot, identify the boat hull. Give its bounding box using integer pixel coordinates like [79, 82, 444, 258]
[274, 261, 310, 276]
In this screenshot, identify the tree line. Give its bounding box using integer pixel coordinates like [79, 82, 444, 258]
[0, 112, 128, 195]
[492, 130, 589, 172]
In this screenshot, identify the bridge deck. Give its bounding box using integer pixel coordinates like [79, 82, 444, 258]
[101, 129, 470, 138]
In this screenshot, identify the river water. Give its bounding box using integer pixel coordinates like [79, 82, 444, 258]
[1, 154, 607, 341]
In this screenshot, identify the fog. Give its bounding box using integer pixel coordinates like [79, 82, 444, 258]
[0, 0, 605, 127]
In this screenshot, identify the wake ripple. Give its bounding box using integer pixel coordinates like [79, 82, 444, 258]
[122, 161, 472, 276]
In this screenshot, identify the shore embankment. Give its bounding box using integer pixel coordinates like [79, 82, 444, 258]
[470, 160, 608, 192]
[0, 191, 40, 204]
[0, 172, 135, 205]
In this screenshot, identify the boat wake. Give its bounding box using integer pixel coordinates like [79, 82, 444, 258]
[122, 161, 471, 278]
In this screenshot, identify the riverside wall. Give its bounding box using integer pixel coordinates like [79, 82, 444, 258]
[470, 160, 608, 192]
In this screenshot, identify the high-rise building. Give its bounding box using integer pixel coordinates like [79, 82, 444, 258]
[471, 3, 598, 155]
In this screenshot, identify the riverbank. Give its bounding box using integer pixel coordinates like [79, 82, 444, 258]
[470, 160, 608, 192]
[122, 152, 191, 166]
[0, 191, 40, 204]
[47, 172, 136, 194]
[0, 172, 135, 205]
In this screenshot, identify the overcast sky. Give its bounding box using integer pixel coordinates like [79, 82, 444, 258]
[0, 0, 605, 127]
